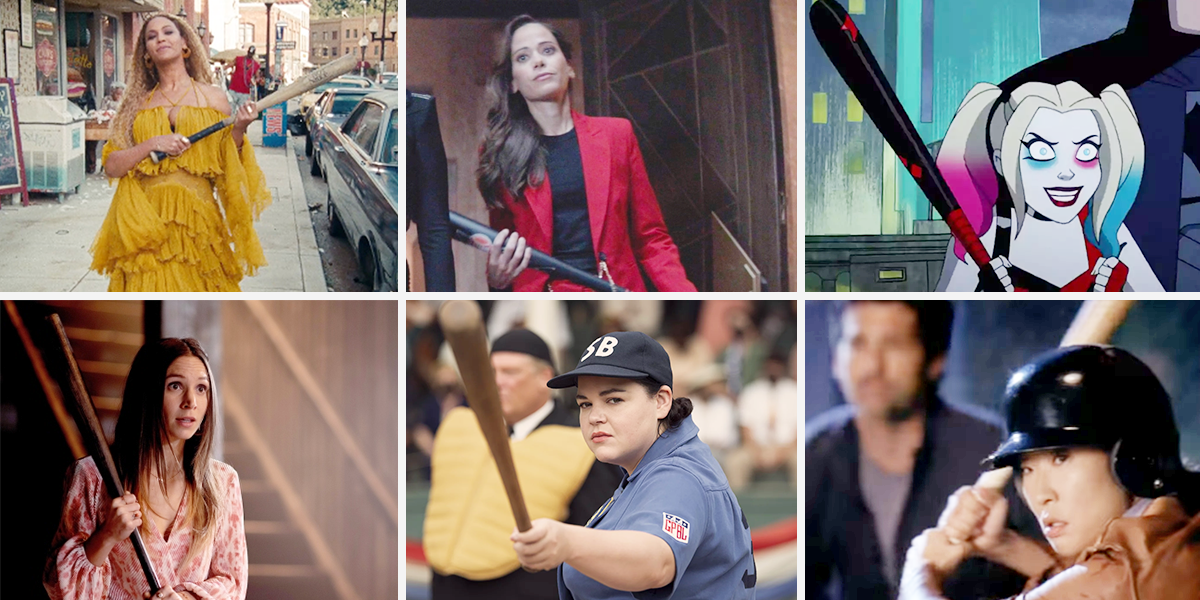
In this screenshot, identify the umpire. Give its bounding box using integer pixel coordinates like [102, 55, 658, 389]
[423, 329, 621, 599]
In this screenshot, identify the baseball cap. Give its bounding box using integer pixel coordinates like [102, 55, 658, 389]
[547, 331, 672, 389]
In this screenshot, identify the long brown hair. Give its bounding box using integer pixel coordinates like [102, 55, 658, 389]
[108, 12, 213, 150]
[476, 15, 574, 209]
[111, 338, 222, 570]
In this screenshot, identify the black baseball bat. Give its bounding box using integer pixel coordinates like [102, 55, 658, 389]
[809, 0, 1005, 291]
[449, 211, 629, 292]
[47, 315, 163, 596]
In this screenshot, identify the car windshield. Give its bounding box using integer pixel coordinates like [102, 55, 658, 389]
[332, 94, 369, 114]
[381, 108, 398, 166]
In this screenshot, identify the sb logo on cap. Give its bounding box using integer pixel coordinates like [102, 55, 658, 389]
[580, 336, 619, 361]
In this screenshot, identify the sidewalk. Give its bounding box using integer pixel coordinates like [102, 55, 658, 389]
[0, 127, 325, 292]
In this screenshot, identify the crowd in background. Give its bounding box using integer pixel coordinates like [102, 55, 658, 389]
[406, 300, 797, 491]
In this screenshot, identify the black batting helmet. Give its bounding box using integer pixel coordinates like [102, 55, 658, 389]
[985, 345, 1183, 498]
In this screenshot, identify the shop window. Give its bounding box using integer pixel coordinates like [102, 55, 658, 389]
[812, 92, 827, 124]
[66, 12, 96, 111]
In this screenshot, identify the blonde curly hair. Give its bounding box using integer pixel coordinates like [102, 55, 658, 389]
[108, 12, 213, 150]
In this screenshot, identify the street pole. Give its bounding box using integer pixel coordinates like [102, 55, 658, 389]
[264, 1, 273, 84]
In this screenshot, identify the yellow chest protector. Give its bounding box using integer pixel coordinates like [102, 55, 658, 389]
[422, 407, 596, 580]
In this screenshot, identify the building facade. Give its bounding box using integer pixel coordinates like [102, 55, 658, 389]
[309, 14, 396, 74]
[238, 0, 309, 84]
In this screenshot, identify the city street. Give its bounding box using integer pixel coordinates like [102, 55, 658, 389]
[288, 132, 370, 292]
[0, 120, 367, 292]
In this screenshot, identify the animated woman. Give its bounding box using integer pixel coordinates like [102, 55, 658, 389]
[935, 81, 1163, 292]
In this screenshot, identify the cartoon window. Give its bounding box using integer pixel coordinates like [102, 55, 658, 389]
[812, 92, 828, 124]
[846, 140, 865, 174]
[849, 0, 866, 15]
[847, 92, 863, 122]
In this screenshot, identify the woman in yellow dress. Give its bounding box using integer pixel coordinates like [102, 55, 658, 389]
[95, 12, 270, 291]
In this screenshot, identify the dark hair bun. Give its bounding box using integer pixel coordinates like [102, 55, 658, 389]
[664, 396, 693, 430]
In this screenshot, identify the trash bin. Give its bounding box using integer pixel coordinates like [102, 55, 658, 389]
[262, 102, 287, 147]
[19, 96, 87, 202]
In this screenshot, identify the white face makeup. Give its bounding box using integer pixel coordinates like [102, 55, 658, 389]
[1170, 0, 1200, 34]
[1017, 107, 1103, 224]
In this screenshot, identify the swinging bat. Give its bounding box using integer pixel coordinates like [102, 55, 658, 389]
[150, 52, 360, 163]
[47, 315, 163, 595]
[1060, 300, 1135, 347]
[437, 300, 533, 534]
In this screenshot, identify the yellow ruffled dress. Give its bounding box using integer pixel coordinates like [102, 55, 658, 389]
[93, 105, 272, 291]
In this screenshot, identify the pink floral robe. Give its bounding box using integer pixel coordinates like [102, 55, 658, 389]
[44, 457, 248, 600]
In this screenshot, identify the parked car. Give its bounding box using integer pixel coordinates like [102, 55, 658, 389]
[304, 87, 375, 159]
[293, 76, 373, 122]
[318, 91, 398, 291]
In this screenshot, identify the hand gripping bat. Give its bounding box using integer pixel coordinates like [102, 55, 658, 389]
[450, 211, 629, 292]
[47, 314, 163, 596]
[809, 0, 1006, 291]
[150, 53, 359, 164]
[437, 301, 534, 534]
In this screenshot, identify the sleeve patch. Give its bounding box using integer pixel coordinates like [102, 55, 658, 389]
[662, 513, 690, 544]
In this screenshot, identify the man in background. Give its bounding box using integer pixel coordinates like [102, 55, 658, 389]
[424, 329, 621, 600]
[806, 301, 1038, 600]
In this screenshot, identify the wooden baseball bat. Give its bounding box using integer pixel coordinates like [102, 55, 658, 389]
[437, 300, 533, 533]
[1060, 300, 1135, 346]
[150, 52, 360, 163]
[46, 315, 163, 595]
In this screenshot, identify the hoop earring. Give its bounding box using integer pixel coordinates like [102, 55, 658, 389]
[144, 55, 153, 69]
[182, 47, 191, 58]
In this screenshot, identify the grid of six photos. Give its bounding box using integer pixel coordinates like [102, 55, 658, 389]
[0, 1, 1197, 599]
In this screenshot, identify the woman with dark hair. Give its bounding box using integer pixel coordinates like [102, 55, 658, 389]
[95, 13, 270, 291]
[511, 332, 755, 598]
[477, 15, 696, 292]
[44, 339, 247, 600]
[899, 345, 1200, 600]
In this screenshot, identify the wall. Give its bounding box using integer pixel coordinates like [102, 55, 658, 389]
[220, 300, 398, 600]
[2, 0, 42, 97]
[406, 17, 584, 292]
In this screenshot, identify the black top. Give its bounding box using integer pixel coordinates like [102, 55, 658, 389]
[544, 129, 597, 275]
[806, 394, 1042, 600]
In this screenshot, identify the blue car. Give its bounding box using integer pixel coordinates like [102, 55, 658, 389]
[305, 87, 375, 169]
[318, 91, 398, 292]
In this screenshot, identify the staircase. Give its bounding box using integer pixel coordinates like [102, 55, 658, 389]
[222, 420, 339, 599]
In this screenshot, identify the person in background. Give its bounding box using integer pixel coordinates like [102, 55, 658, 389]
[229, 46, 258, 112]
[737, 352, 797, 489]
[806, 301, 1039, 600]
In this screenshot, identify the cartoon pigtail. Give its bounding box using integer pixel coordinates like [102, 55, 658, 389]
[936, 83, 1004, 262]
[1086, 84, 1144, 258]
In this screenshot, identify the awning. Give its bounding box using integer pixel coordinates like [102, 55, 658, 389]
[65, 0, 164, 13]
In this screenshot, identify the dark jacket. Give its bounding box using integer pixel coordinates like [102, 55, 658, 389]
[406, 91, 456, 291]
[431, 401, 623, 600]
[806, 394, 1041, 600]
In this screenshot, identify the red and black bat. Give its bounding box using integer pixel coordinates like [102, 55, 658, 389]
[809, 0, 1005, 291]
[449, 211, 629, 292]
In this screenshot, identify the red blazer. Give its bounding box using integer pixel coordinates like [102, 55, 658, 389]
[489, 112, 696, 292]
